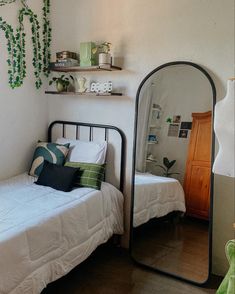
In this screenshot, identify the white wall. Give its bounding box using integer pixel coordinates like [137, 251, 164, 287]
[50, 0, 234, 276]
[0, 2, 49, 179]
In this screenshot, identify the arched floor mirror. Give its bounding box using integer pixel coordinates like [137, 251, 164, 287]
[130, 61, 216, 284]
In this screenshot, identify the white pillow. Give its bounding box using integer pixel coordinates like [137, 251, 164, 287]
[56, 138, 107, 164]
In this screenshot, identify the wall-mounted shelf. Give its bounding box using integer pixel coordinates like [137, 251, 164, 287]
[152, 107, 160, 110]
[49, 65, 122, 73]
[45, 91, 123, 96]
[147, 141, 158, 145]
[149, 125, 161, 129]
[146, 159, 157, 163]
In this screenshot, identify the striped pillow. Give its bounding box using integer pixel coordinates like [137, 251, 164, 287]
[65, 162, 105, 190]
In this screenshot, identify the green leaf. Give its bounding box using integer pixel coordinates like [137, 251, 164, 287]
[155, 165, 167, 172]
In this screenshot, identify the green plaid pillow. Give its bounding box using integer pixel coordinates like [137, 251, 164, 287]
[65, 162, 105, 190]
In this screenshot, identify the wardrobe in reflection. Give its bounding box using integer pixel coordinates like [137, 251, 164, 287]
[130, 62, 216, 284]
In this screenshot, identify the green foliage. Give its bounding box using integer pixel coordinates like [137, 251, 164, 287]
[92, 42, 112, 54]
[42, 0, 51, 77]
[155, 157, 179, 177]
[49, 75, 74, 91]
[0, 0, 16, 6]
[99, 42, 111, 53]
[0, 0, 51, 89]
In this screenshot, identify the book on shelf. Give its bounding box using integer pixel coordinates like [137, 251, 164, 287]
[49, 60, 79, 68]
[56, 58, 79, 63]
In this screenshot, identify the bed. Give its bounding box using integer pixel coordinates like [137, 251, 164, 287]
[0, 121, 125, 294]
[133, 172, 186, 227]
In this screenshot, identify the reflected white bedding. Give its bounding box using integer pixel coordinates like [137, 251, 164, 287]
[0, 173, 123, 294]
[134, 173, 186, 227]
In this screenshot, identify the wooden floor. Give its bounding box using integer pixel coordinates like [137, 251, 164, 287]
[42, 244, 221, 294]
[132, 216, 209, 282]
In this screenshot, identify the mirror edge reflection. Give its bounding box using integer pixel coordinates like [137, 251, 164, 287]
[129, 61, 217, 285]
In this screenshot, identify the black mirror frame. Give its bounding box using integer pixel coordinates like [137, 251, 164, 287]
[130, 61, 216, 286]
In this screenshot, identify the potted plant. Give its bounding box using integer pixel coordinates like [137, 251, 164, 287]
[98, 42, 112, 67]
[49, 75, 74, 92]
[155, 157, 179, 177]
[91, 42, 112, 67]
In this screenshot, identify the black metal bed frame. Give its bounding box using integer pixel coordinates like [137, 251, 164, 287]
[48, 120, 126, 193]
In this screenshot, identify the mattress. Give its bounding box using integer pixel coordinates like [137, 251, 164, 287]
[134, 172, 186, 227]
[0, 173, 123, 294]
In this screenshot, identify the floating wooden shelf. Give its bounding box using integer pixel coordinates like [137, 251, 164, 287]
[149, 125, 161, 129]
[49, 65, 122, 73]
[147, 141, 158, 145]
[45, 91, 123, 96]
[146, 159, 157, 163]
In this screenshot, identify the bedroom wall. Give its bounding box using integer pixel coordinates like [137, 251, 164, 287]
[0, 2, 48, 180]
[49, 0, 234, 276]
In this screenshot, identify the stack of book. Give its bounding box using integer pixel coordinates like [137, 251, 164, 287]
[49, 51, 79, 69]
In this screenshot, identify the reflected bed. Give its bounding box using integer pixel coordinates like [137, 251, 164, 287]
[134, 172, 186, 227]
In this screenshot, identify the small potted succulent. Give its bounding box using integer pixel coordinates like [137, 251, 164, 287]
[49, 75, 74, 92]
[98, 42, 112, 67]
[92, 42, 112, 67]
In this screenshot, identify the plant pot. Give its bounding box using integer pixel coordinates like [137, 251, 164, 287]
[99, 53, 111, 67]
[56, 81, 67, 92]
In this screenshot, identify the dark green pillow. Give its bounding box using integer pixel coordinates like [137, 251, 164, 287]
[29, 142, 70, 177]
[65, 162, 105, 190]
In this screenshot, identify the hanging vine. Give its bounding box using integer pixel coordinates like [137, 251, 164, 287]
[42, 0, 51, 77]
[0, 0, 51, 89]
[0, 0, 16, 6]
[0, 17, 19, 88]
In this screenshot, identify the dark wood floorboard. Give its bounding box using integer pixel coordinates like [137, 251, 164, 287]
[132, 216, 209, 282]
[42, 244, 221, 294]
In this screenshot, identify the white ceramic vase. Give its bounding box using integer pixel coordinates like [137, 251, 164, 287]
[76, 77, 87, 93]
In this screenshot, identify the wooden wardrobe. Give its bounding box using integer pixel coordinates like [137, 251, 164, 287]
[183, 111, 212, 220]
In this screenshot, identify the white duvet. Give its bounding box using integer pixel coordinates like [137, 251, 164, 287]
[0, 174, 123, 294]
[134, 173, 186, 227]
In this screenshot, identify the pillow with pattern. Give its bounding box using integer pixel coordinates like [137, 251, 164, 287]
[65, 161, 105, 190]
[29, 142, 70, 177]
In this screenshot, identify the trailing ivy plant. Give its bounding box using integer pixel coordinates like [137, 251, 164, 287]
[0, 0, 16, 6]
[19, 5, 43, 89]
[0, 0, 51, 89]
[42, 0, 51, 77]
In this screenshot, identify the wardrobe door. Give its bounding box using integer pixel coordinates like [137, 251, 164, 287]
[184, 111, 212, 220]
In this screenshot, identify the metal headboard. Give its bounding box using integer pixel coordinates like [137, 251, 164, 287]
[48, 120, 126, 193]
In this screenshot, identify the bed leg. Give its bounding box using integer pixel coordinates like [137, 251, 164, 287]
[112, 234, 121, 247]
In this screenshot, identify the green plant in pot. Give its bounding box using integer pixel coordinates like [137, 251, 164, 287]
[155, 157, 179, 177]
[49, 75, 74, 92]
[92, 42, 112, 67]
[99, 42, 112, 67]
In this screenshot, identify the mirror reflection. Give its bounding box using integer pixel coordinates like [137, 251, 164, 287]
[132, 63, 214, 283]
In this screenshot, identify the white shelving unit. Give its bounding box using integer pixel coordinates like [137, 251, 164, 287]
[144, 105, 163, 172]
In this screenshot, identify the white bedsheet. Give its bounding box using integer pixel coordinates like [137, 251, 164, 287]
[0, 173, 123, 294]
[134, 173, 186, 227]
